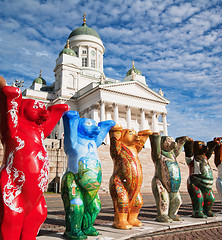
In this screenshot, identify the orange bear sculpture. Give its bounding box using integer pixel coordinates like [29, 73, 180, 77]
[109, 124, 152, 229]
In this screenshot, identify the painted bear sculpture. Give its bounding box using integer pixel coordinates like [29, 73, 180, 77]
[61, 111, 115, 240]
[214, 137, 222, 204]
[149, 133, 188, 223]
[0, 76, 69, 240]
[109, 124, 152, 229]
[184, 139, 218, 218]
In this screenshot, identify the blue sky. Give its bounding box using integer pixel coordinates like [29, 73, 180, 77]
[0, 0, 221, 142]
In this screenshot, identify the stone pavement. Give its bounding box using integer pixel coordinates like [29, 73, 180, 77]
[37, 193, 222, 240]
[38, 215, 222, 240]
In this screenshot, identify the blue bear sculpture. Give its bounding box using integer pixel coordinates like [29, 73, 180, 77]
[61, 111, 115, 240]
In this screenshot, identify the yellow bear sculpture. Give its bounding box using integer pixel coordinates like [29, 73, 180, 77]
[109, 124, 152, 229]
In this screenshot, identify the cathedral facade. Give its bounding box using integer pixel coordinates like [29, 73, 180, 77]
[23, 15, 170, 147]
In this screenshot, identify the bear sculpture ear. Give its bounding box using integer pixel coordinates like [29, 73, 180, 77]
[193, 141, 207, 155]
[0, 76, 6, 89]
[184, 140, 194, 158]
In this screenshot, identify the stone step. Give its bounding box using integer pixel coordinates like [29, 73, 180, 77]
[97, 145, 218, 194]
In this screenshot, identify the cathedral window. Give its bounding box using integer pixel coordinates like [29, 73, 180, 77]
[91, 59, 96, 68]
[82, 50, 87, 54]
[82, 57, 88, 67]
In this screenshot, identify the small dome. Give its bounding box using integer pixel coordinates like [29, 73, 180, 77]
[33, 71, 46, 85]
[126, 61, 142, 76]
[68, 13, 101, 40]
[59, 39, 76, 57]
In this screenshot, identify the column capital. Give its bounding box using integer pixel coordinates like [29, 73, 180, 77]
[113, 103, 118, 107]
[91, 103, 99, 110]
[99, 100, 105, 104]
[151, 110, 162, 116]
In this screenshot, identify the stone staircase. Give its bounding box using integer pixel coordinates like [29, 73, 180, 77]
[97, 144, 218, 194]
[0, 142, 218, 195]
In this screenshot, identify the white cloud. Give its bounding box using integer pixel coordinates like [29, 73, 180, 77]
[0, 0, 221, 141]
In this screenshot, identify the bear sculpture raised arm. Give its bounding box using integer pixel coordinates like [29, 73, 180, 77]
[109, 124, 152, 229]
[61, 110, 115, 240]
[0, 76, 69, 240]
[149, 132, 188, 223]
[184, 139, 218, 218]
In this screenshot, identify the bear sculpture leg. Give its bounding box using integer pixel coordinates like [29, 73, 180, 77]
[110, 175, 144, 229]
[187, 179, 215, 218]
[152, 178, 182, 222]
[0, 198, 24, 240]
[168, 192, 182, 221]
[202, 189, 215, 217]
[0, 193, 47, 240]
[20, 196, 47, 240]
[216, 178, 222, 204]
[152, 177, 172, 223]
[110, 175, 133, 230]
[62, 170, 101, 240]
[62, 172, 87, 240]
[128, 192, 143, 227]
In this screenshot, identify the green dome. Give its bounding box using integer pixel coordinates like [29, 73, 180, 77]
[126, 67, 142, 76]
[59, 47, 76, 57]
[59, 39, 76, 57]
[33, 71, 46, 85]
[33, 76, 46, 85]
[68, 23, 101, 40]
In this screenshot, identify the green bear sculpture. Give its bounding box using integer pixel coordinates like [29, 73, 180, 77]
[149, 133, 188, 223]
[184, 139, 218, 218]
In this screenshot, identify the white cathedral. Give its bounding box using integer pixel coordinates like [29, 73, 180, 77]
[22, 14, 170, 147]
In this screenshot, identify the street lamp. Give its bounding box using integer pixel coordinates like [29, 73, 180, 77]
[11, 79, 24, 88]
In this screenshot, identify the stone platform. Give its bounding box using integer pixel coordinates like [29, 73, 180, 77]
[37, 214, 222, 240]
[37, 193, 222, 240]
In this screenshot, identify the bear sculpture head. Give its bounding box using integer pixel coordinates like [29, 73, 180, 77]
[19, 99, 49, 126]
[78, 118, 100, 139]
[193, 141, 208, 156]
[161, 136, 177, 152]
[122, 129, 139, 146]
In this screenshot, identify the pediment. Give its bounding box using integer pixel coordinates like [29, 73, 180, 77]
[100, 81, 169, 104]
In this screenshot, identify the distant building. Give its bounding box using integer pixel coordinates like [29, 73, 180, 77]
[23, 14, 170, 147]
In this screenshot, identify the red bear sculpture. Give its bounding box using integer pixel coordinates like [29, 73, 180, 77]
[0, 76, 69, 240]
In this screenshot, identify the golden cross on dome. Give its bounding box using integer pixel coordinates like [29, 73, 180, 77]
[83, 13, 86, 24]
[132, 60, 135, 68]
[66, 39, 70, 48]
[39, 70, 42, 78]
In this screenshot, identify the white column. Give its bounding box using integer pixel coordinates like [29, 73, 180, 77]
[78, 45, 81, 58]
[84, 109, 89, 118]
[113, 103, 119, 123]
[100, 101, 105, 121]
[87, 45, 90, 67]
[76, 72, 80, 91]
[162, 113, 168, 136]
[140, 108, 145, 130]
[106, 106, 112, 120]
[91, 105, 99, 122]
[126, 105, 131, 129]
[58, 119, 64, 139]
[152, 111, 158, 132]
